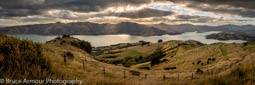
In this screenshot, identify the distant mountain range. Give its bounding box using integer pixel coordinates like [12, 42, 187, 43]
[0, 22, 173, 36]
[206, 32, 255, 41]
[152, 23, 255, 36]
[0, 22, 255, 36]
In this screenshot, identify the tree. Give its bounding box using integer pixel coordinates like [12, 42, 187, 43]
[158, 39, 163, 43]
[139, 55, 143, 60]
[80, 40, 92, 54]
[150, 54, 161, 66]
[150, 48, 165, 66]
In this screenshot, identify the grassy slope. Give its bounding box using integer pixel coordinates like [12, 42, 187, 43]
[39, 41, 255, 85]
[43, 39, 136, 84]
[152, 41, 255, 79]
[95, 43, 160, 67]
[90, 39, 255, 84]
[1, 33, 255, 85]
[200, 63, 255, 85]
[0, 34, 60, 80]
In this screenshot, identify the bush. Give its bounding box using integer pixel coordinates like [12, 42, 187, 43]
[0, 38, 53, 79]
[149, 48, 165, 66]
[139, 55, 143, 60]
[158, 39, 163, 43]
[63, 52, 74, 59]
[122, 57, 137, 67]
[80, 40, 92, 54]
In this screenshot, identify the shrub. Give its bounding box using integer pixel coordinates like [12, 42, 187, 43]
[158, 39, 163, 43]
[139, 55, 143, 60]
[129, 70, 140, 76]
[80, 40, 92, 54]
[151, 56, 160, 66]
[63, 52, 74, 59]
[55, 36, 61, 39]
[196, 68, 204, 74]
[138, 67, 150, 70]
[150, 48, 165, 66]
[164, 67, 176, 70]
[122, 57, 137, 67]
[62, 35, 70, 38]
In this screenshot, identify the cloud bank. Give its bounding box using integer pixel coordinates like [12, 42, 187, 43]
[0, 0, 254, 26]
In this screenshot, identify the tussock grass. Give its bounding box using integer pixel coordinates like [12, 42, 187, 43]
[0, 37, 60, 79]
[200, 63, 255, 85]
[1, 33, 255, 85]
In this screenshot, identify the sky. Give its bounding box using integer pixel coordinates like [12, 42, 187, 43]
[0, 0, 255, 26]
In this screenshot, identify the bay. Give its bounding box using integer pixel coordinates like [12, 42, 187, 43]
[7, 31, 246, 47]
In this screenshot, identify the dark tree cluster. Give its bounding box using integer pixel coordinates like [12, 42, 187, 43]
[80, 40, 92, 54]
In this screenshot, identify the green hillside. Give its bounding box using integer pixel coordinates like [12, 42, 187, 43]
[1, 33, 255, 85]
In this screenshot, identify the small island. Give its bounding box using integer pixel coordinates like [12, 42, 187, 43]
[206, 32, 255, 42]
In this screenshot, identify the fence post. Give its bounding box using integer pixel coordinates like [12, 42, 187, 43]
[82, 61, 85, 69]
[163, 74, 165, 81]
[191, 73, 193, 81]
[203, 72, 205, 78]
[103, 67, 106, 78]
[124, 71, 126, 79]
[54, 50, 56, 57]
[207, 68, 209, 75]
[177, 74, 180, 81]
[144, 74, 147, 80]
[64, 55, 66, 64]
[211, 69, 213, 76]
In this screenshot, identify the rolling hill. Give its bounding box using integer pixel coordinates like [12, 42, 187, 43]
[153, 23, 255, 36]
[0, 22, 174, 36]
[1, 22, 255, 37]
[1, 33, 255, 85]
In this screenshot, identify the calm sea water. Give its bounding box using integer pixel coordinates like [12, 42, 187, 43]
[7, 31, 246, 47]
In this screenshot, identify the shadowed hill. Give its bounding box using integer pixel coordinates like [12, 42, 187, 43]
[1, 22, 255, 37]
[0, 22, 173, 36]
[153, 23, 255, 36]
[206, 32, 255, 41]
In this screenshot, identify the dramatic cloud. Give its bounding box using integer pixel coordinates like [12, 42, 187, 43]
[110, 8, 175, 18]
[175, 15, 216, 23]
[191, 0, 255, 9]
[167, 0, 255, 18]
[185, 3, 255, 18]
[44, 8, 175, 20]
[150, 15, 218, 24]
[167, 0, 255, 9]
[0, 0, 254, 26]
[0, 0, 152, 17]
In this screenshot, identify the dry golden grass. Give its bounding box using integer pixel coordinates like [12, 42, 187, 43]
[96, 43, 159, 63]
[2, 33, 255, 85]
[40, 39, 255, 85]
